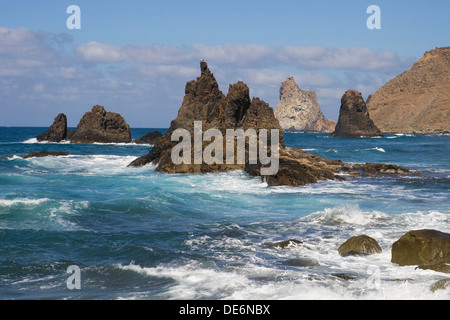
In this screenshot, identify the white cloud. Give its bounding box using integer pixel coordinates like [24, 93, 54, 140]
[76, 42, 124, 62]
[0, 27, 417, 127]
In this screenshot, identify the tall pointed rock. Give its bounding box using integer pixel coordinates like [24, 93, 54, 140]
[331, 90, 383, 137]
[274, 76, 336, 132]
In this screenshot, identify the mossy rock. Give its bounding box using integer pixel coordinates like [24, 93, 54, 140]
[338, 235, 382, 257]
[391, 230, 450, 266]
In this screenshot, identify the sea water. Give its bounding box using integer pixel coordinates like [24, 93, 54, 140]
[0, 127, 449, 300]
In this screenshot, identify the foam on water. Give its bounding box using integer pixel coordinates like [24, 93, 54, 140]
[1, 128, 449, 300]
[0, 198, 50, 207]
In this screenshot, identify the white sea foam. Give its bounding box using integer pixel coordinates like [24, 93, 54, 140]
[0, 198, 50, 207]
[7, 155, 23, 161]
[22, 138, 38, 144]
[24, 154, 144, 176]
[301, 204, 390, 226]
[21, 138, 151, 146]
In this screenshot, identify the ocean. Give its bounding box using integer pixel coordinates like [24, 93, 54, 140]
[0, 127, 449, 300]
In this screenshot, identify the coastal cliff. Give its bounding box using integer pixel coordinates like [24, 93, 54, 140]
[367, 47, 450, 134]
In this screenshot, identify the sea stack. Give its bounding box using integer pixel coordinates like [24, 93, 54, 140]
[274, 76, 336, 132]
[36, 113, 68, 142]
[129, 61, 410, 187]
[331, 90, 383, 137]
[70, 105, 132, 144]
[128, 60, 284, 173]
[367, 47, 450, 134]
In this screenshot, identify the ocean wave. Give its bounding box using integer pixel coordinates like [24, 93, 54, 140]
[301, 204, 390, 226]
[22, 138, 152, 147]
[0, 198, 50, 207]
[367, 147, 386, 153]
[21, 154, 143, 175]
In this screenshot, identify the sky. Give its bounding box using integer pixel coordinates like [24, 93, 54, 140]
[0, 0, 449, 127]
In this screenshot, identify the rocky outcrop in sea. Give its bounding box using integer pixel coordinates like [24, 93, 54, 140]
[331, 89, 383, 137]
[133, 131, 163, 145]
[70, 105, 132, 144]
[36, 113, 68, 143]
[129, 60, 410, 187]
[274, 76, 336, 132]
[367, 46, 450, 134]
[36, 105, 132, 144]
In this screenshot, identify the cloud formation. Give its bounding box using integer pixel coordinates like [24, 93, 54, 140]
[0, 27, 415, 127]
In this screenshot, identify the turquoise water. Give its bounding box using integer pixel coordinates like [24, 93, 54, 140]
[0, 127, 449, 300]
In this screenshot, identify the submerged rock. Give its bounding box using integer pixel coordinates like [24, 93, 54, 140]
[430, 279, 450, 292]
[24, 151, 69, 159]
[133, 131, 162, 145]
[281, 258, 320, 267]
[36, 113, 68, 142]
[70, 105, 132, 144]
[338, 235, 382, 257]
[391, 229, 450, 267]
[264, 239, 303, 249]
[331, 90, 383, 137]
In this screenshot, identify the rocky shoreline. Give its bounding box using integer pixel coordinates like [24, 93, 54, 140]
[273, 229, 450, 292]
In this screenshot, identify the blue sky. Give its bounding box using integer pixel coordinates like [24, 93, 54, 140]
[0, 0, 449, 127]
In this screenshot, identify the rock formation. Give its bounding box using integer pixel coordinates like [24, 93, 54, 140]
[36, 113, 68, 142]
[274, 76, 336, 132]
[24, 151, 69, 159]
[129, 61, 411, 187]
[391, 229, 450, 267]
[128, 60, 284, 174]
[367, 47, 450, 134]
[331, 90, 383, 137]
[338, 235, 382, 257]
[70, 105, 132, 144]
[134, 131, 163, 145]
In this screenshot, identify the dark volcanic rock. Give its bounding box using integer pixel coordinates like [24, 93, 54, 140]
[36, 113, 67, 142]
[338, 235, 382, 257]
[24, 151, 69, 159]
[134, 131, 163, 145]
[391, 229, 450, 267]
[70, 105, 132, 144]
[129, 61, 411, 187]
[264, 239, 303, 249]
[129, 60, 284, 173]
[331, 90, 383, 137]
[281, 258, 320, 267]
[347, 162, 411, 175]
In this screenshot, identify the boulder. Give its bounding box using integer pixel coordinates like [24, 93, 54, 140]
[391, 230, 450, 266]
[264, 239, 303, 249]
[331, 90, 383, 137]
[430, 279, 450, 292]
[281, 258, 320, 267]
[338, 235, 382, 257]
[36, 113, 67, 142]
[70, 105, 132, 144]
